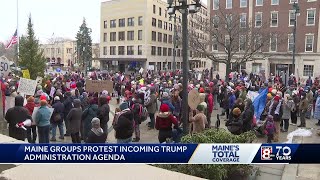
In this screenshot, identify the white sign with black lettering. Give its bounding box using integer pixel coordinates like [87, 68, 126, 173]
[17, 78, 37, 96]
[0, 56, 11, 77]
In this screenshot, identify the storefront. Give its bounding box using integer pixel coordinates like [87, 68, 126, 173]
[269, 64, 294, 85]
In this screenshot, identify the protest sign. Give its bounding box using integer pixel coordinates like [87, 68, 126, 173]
[32, 107, 54, 123]
[139, 68, 144, 74]
[17, 78, 37, 96]
[188, 89, 201, 110]
[85, 80, 113, 93]
[0, 56, 11, 78]
[22, 70, 30, 79]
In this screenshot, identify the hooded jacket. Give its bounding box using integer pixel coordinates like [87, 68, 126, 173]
[97, 97, 110, 127]
[66, 99, 82, 134]
[155, 112, 178, 131]
[86, 128, 107, 143]
[82, 104, 99, 139]
[241, 100, 254, 132]
[51, 100, 65, 124]
[5, 96, 31, 140]
[113, 109, 134, 139]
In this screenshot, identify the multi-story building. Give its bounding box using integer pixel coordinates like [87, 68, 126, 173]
[99, 0, 209, 72]
[40, 39, 77, 67]
[208, 0, 320, 81]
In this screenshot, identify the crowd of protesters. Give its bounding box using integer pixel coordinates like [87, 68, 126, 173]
[1, 69, 320, 144]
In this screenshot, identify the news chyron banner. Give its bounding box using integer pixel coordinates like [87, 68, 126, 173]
[0, 144, 316, 164]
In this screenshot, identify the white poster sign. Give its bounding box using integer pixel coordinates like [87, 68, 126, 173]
[197, 74, 202, 81]
[17, 78, 37, 96]
[32, 107, 54, 123]
[139, 68, 144, 74]
[0, 56, 11, 78]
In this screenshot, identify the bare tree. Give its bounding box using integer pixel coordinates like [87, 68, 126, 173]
[189, 9, 287, 80]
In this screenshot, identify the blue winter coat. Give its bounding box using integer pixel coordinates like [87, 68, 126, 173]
[314, 97, 320, 120]
[228, 95, 236, 109]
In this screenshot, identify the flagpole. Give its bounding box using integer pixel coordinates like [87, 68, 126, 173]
[16, 0, 19, 57]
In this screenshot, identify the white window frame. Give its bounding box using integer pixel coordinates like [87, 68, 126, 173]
[226, 0, 232, 9]
[271, 0, 279, 5]
[290, 0, 298, 4]
[270, 11, 278, 27]
[270, 34, 277, 52]
[288, 34, 294, 52]
[305, 34, 314, 52]
[303, 65, 314, 77]
[255, 12, 262, 27]
[306, 9, 316, 26]
[289, 10, 296, 27]
[213, 0, 219, 10]
[240, 13, 247, 28]
[256, 0, 263, 6]
[240, 0, 247, 7]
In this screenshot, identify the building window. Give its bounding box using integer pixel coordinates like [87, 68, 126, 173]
[138, 16, 143, 26]
[128, 17, 134, 26]
[104, 20, 107, 28]
[127, 31, 134, 41]
[240, 13, 247, 28]
[225, 35, 230, 50]
[110, 46, 116, 55]
[163, 47, 167, 56]
[119, 18, 125, 27]
[118, 31, 125, 41]
[103, 33, 107, 42]
[103, 47, 107, 55]
[164, 22, 168, 30]
[303, 65, 314, 77]
[110, 20, 116, 28]
[177, 49, 181, 57]
[138, 30, 142, 40]
[239, 35, 246, 51]
[305, 34, 314, 52]
[159, 7, 162, 16]
[158, 20, 162, 28]
[288, 34, 294, 52]
[226, 0, 232, 9]
[163, 62, 167, 70]
[254, 35, 262, 51]
[240, 0, 247, 7]
[256, 0, 263, 6]
[163, 34, 168, 43]
[157, 62, 161, 70]
[271, 12, 278, 27]
[153, 5, 156, 14]
[168, 62, 172, 70]
[225, 14, 233, 28]
[118, 46, 125, 55]
[168, 48, 172, 56]
[255, 13, 262, 27]
[213, 15, 219, 28]
[290, 0, 298, 3]
[212, 62, 219, 71]
[127, 46, 134, 55]
[289, 10, 296, 26]
[307, 9, 316, 26]
[138, 45, 142, 55]
[152, 31, 156, 41]
[168, 35, 173, 43]
[157, 47, 162, 56]
[213, 0, 219, 10]
[212, 37, 218, 51]
[151, 46, 156, 55]
[271, 0, 279, 5]
[152, 18, 156, 27]
[169, 23, 173, 31]
[270, 34, 277, 52]
[158, 32, 162, 42]
[110, 32, 116, 41]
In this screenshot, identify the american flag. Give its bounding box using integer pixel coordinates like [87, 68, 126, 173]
[5, 29, 18, 49]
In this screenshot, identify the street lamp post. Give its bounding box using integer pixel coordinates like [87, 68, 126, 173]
[170, 14, 181, 72]
[292, 2, 299, 74]
[167, 0, 201, 134]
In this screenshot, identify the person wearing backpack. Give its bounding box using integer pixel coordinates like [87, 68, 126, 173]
[97, 96, 110, 140]
[50, 96, 65, 141]
[113, 102, 134, 143]
[131, 95, 144, 142]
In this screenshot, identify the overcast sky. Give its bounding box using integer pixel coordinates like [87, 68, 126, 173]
[0, 0, 207, 44]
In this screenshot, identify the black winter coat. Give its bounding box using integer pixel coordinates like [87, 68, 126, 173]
[51, 101, 65, 124]
[114, 109, 134, 139]
[241, 105, 254, 132]
[86, 130, 107, 143]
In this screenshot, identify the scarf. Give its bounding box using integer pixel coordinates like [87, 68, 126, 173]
[268, 100, 282, 115]
[91, 127, 104, 136]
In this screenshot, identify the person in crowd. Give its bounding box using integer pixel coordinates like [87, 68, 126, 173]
[241, 99, 254, 132]
[145, 86, 157, 129]
[63, 92, 73, 136]
[229, 98, 245, 121]
[155, 104, 179, 143]
[190, 105, 207, 134]
[225, 107, 243, 135]
[97, 96, 110, 138]
[280, 94, 293, 132]
[35, 99, 51, 143]
[131, 95, 143, 142]
[24, 96, 37, 143]
[82, 98, 99, 140]
[315, 89, 320, 126]
[298, 92, 308, 127]
[239, 86, 247, 101]
[205, 88, 214, 128]
[269, 95, 283, 142]
[113, 102, 134, 143]
[86, 117, 107, 143]
[305, 87, 314, 119]
[50, 96, 65, 141]
[290, 91, 299, 126]
[5, 96, 31, 141]
[227, 90, 236, 120]
[160, 92, 175, 112]
[265, 115, 276, 143]
[66, 99, 82, 143]
[80, 92, 89, 110]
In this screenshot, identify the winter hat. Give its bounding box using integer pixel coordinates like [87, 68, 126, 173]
[196, 104, 204, 112]
[162, 92, 169, 98]
[119, 102, 129, 110]
[267, 93, 273, 99]
[271, 89, 277, 95]
[209, 82, 214, 87]
[27, 96, 34, 102]
[232, 108, 241, 116]
[199, 88, 205, 93]
[54, 96, 60, 101]
[102, 90, 108, 96]
[160, 104, 169, 112]
[274, 95, 281, 102]
[40, 95, 47, 101]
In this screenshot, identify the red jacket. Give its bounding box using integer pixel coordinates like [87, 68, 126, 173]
[24, 102, 35, 116]
[155, 113, 178, 130]
[207, 93, 214, 114]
